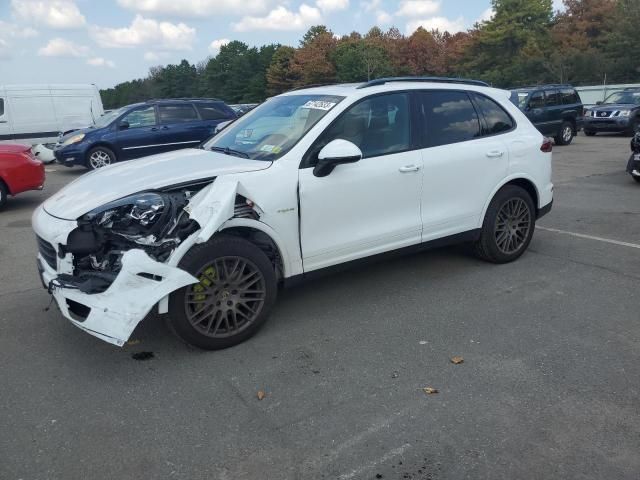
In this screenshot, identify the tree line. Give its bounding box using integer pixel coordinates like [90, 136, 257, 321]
[100, 0, 640, 109]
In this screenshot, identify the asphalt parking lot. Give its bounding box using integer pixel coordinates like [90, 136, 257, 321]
[1, 135, 639, 480]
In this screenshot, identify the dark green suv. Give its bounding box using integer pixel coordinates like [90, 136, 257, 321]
[510, 85, 583, 146]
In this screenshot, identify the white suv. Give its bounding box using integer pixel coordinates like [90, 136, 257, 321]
[32, 78, 553, 349]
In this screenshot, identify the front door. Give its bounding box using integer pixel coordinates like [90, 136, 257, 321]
[299, 92, 424, 272]
[116, 105, 162, 159]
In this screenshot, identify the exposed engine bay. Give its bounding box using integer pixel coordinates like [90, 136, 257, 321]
[55, 183, 209, 294]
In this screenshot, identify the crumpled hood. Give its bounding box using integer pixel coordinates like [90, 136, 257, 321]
[43, 148, 271, 220]
[58, 126, 96, 142]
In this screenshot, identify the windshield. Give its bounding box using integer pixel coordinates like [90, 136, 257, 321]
[94, 107, 126, 128]
[603, 91, 640, 105]
[203, 94, 345, 161]
[510, 91, 531, 109]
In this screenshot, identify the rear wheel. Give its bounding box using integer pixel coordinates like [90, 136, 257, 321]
[555, 121, 574, 146]
[633, 176, 640, 184]
[86, 146, 116, 170]
[474, 185, 535, 264]
[168, 234, 277, 350]
[0, 181, 7, 209]
[584, 130, 596, 137]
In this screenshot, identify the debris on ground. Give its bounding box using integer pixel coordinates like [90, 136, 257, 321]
[131, 351, 154, 361]
[423, 387, 438, 395]
[257, 390, 266, 401]
[126, 339, 141, 346]
[391, 371, 399, 378]
[450, 356, 464, 365]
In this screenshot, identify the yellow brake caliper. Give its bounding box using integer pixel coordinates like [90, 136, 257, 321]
[192, 266, 217, 304]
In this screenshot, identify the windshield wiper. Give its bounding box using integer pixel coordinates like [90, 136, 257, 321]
[209, 146, 250, 159]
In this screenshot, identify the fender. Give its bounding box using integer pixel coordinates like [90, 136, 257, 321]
[477, 174, 541, 229]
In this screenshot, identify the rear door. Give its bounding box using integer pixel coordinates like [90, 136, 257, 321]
[544, 89, 563, 136]
[525, 90, 550, 134]
[417, 90, 510, 239]
[115, 105, 162, 159]
[0, 89, 12, 141]
[156, 103, 203, 153]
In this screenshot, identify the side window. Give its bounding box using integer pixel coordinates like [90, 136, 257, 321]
[420, 91, 481, 147]
[122, 106, 156, 128]
[528, 91, 545, 109]
[546, 90, 561, 106]
[561, 89, 580, 105]
[319, 93, 411, 159]
[197, 103, 232, 120]
[158, 104, 198, 123]
[0, 98, 4, 116]
[472, 94, 515, 135]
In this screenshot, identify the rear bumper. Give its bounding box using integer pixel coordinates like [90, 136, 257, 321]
[537, 200, 553, 219]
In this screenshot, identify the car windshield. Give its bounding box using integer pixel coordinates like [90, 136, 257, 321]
[203, 94, 345, 161]
[510, 91, 531, 109]
[94, 107, 126, 128]
[603, 91, 640, 105]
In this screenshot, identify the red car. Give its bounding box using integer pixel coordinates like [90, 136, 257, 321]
[0, 144, 45, 209]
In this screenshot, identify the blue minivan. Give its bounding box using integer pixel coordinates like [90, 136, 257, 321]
[54, 99, 237, 169]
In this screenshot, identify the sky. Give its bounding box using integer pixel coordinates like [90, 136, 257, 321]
[0, 0, 564, 89]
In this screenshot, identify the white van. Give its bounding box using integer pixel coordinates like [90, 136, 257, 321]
[0, 84, 104, 145]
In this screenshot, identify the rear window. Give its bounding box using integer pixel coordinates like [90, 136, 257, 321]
[197, 103, 233, 120]
[472, 93, 514, 135]
[158, 104, 198, 123]
[561, 89, 580, 105]
[546, 90, 561, 106]
[419, 91, 481, 147]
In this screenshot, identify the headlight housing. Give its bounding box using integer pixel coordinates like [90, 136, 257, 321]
[62, 133, 85, 146]
[583, 109, 591, 117]
[81, 192, 167, 237]
[619, 110, 632, 117]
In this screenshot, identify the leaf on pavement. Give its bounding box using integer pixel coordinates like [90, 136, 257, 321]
[423, 387, 439, 395]
[257, 390, 266, 401]
[450, 356, 464, 365]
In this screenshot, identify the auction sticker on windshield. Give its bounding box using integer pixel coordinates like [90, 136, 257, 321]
[302, 100, 337, 111]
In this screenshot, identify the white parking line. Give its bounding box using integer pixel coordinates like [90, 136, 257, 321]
[538, 226, 640, 250]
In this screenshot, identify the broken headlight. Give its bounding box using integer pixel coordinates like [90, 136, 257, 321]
[81, 192, 168, 237]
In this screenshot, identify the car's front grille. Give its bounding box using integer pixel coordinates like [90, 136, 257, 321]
[595, 111, 613, 118]
[36, 236, 57, 269]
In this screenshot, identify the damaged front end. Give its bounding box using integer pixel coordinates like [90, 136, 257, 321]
[34, 178, 257, 346]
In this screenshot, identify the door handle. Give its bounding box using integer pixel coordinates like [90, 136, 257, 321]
[150, 127, 158, 131]
[399, 165, 421, 173]
[161, 126, 170, 130]
[486, 150, 504, 158]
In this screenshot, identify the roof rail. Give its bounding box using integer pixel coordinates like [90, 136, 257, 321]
[357, 77, 489, 89]
[145, 97, 222, 103]
[510, 84, 574, 90]
[289, 83, 338, 92]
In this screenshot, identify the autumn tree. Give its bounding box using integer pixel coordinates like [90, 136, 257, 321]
[606, 0, 640, 82]
[290, 26, 337, 86]
[266, 46, 299, 95]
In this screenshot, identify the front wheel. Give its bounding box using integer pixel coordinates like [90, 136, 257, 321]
[86, 146, 116, 170]
[474, 185, 536, 264]
[633, 176, 640, 184]
[555, 121, 574, 146]
[168, 235, 278, 350]
[0, 181, 7, 209]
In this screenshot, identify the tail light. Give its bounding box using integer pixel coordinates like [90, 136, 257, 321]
[540, 137, 553, 153]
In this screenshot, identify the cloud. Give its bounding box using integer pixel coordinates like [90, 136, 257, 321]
[396, 0, 440, 17]
[38, 37, 89, 57]
[476, 8, 494, 24]
[209, 38, 231, 54]
[0, 39, 11, 59]
[376, 10, 392, 24]
[0, 21, 39, 39]
[87, 57, 115, 68]
[116, 0, 270, 16]
[407, 16, 465, 34]
[316, 0, 349, 13]
[233, 4, 322, 32]
[90, 15, 196, 50]
[11, 0, 86, 29]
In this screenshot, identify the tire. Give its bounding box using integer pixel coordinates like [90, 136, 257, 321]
[555, 121, 574, 146]
[633, 176, 640, 184]
[86, 146, 116, 170]
[474, 185, 536, 264]
[0, 181, 7, 209]
[584, 130, 596, 137]
[628, 119, 639, 137]
[167, 234, 278, 350]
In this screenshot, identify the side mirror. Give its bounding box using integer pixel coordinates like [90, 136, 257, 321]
[314, 139, 362, 177]
[596, 101, 603, 106]
[119, 120, 130, 130]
